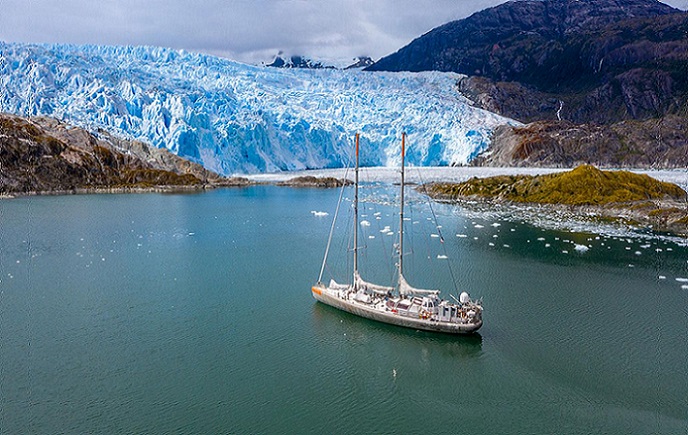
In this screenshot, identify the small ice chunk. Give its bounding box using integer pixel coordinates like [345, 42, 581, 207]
[562, 250, 569, 254]
[368, 235, 375, 239]
[437, 255, 447, 259]
[457, 234, 468, 238]
[311, 211, 329, 217]
[574, 244, 589, 253]
[635, 251, 642, 256]
[676, 278, 688, 283]
[537, 237, 546, 241]
[491, 223, 501, 227]
[682, 285, 688, 290]
[488, 242, 495, 247]
[431, 234, 440, 238]
[474, 224, 484, 229]
[360, 220, 371, 227]
[658, 275, 666, 280]
[545, 243, 551, 248]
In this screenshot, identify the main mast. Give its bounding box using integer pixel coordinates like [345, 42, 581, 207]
[398, 133, 405, 285]
[353, 133, 360, 288]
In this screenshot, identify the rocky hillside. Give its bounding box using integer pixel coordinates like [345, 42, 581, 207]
[367, 0, 688, 168]
[0, 114, 244, 195]
[473, 116, 688, 168]
[368, 0, 687, 124]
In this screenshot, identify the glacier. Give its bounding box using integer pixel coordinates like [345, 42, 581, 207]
[0, 42, 517, 175]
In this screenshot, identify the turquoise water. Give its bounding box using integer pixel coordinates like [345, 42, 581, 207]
[1, 186, 687, 434]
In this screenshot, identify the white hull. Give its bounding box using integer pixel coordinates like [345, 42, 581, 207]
[312, 284, 482, 335]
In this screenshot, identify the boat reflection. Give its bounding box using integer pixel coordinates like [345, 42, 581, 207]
[311, 302, 483, 359]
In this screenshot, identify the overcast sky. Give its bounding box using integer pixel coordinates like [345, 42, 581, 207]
[1, 0, 687, 66]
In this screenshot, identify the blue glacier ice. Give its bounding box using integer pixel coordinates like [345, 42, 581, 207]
[0, 42, 518, 175]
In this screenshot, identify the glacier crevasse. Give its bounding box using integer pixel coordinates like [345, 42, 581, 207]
[0, 42, 517, 175]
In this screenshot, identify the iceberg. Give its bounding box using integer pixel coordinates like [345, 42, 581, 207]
[0, 42, 517, 175]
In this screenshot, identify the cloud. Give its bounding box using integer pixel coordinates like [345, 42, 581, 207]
[1, 0, 685, 65]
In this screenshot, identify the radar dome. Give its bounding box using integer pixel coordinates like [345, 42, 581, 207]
[459, 292, 470, 304]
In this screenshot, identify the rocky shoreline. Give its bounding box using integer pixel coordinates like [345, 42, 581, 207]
[424, 165, 688, 237]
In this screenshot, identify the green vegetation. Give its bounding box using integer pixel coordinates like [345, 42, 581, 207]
[426, 165, 687, 206]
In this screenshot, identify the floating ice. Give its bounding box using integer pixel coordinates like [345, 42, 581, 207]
[431, 234, 440, 238]
[474, 224, 484, 229]
[574, 244, 589, 253]
[676, 278, 688, 282]
[457, 234, 468, 238]
[437, 255, 448, 259]
[682, 285, 688, 290]
[360, 220, 371, 227]
[659, 275, 666, 280]
[311, 211, 329, 217]
[491, 223, 501, 227]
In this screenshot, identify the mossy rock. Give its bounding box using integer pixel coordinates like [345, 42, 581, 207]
[427, 165, 687, 206]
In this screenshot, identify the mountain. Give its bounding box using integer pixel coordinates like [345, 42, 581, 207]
[0, 113, 243, 195]
[367, 0, 688, 124]
[266, 54, 335, 69]
[345, 57, 375, 70]
[0, 42, 515, 175]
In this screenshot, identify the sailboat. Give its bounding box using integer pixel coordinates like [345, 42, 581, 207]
[311, 133, 483, 334]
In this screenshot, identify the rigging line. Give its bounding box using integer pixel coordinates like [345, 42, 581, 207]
[317, 161, 352, 285]
[415, 166, 460, 294]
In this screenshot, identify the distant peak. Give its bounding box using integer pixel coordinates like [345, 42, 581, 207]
[265, 53, 335, 69]
[345, 56, 375, 70]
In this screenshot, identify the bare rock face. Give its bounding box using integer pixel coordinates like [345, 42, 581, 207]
[473, 116, 688, 168]
[0, 114, 242, 195]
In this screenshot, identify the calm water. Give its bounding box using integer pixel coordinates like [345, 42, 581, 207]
[1, 186, 687, 434]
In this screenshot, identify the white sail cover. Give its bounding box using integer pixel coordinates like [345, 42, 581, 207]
[398, 274, 439, 296]
[355, 272, 394, 295]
